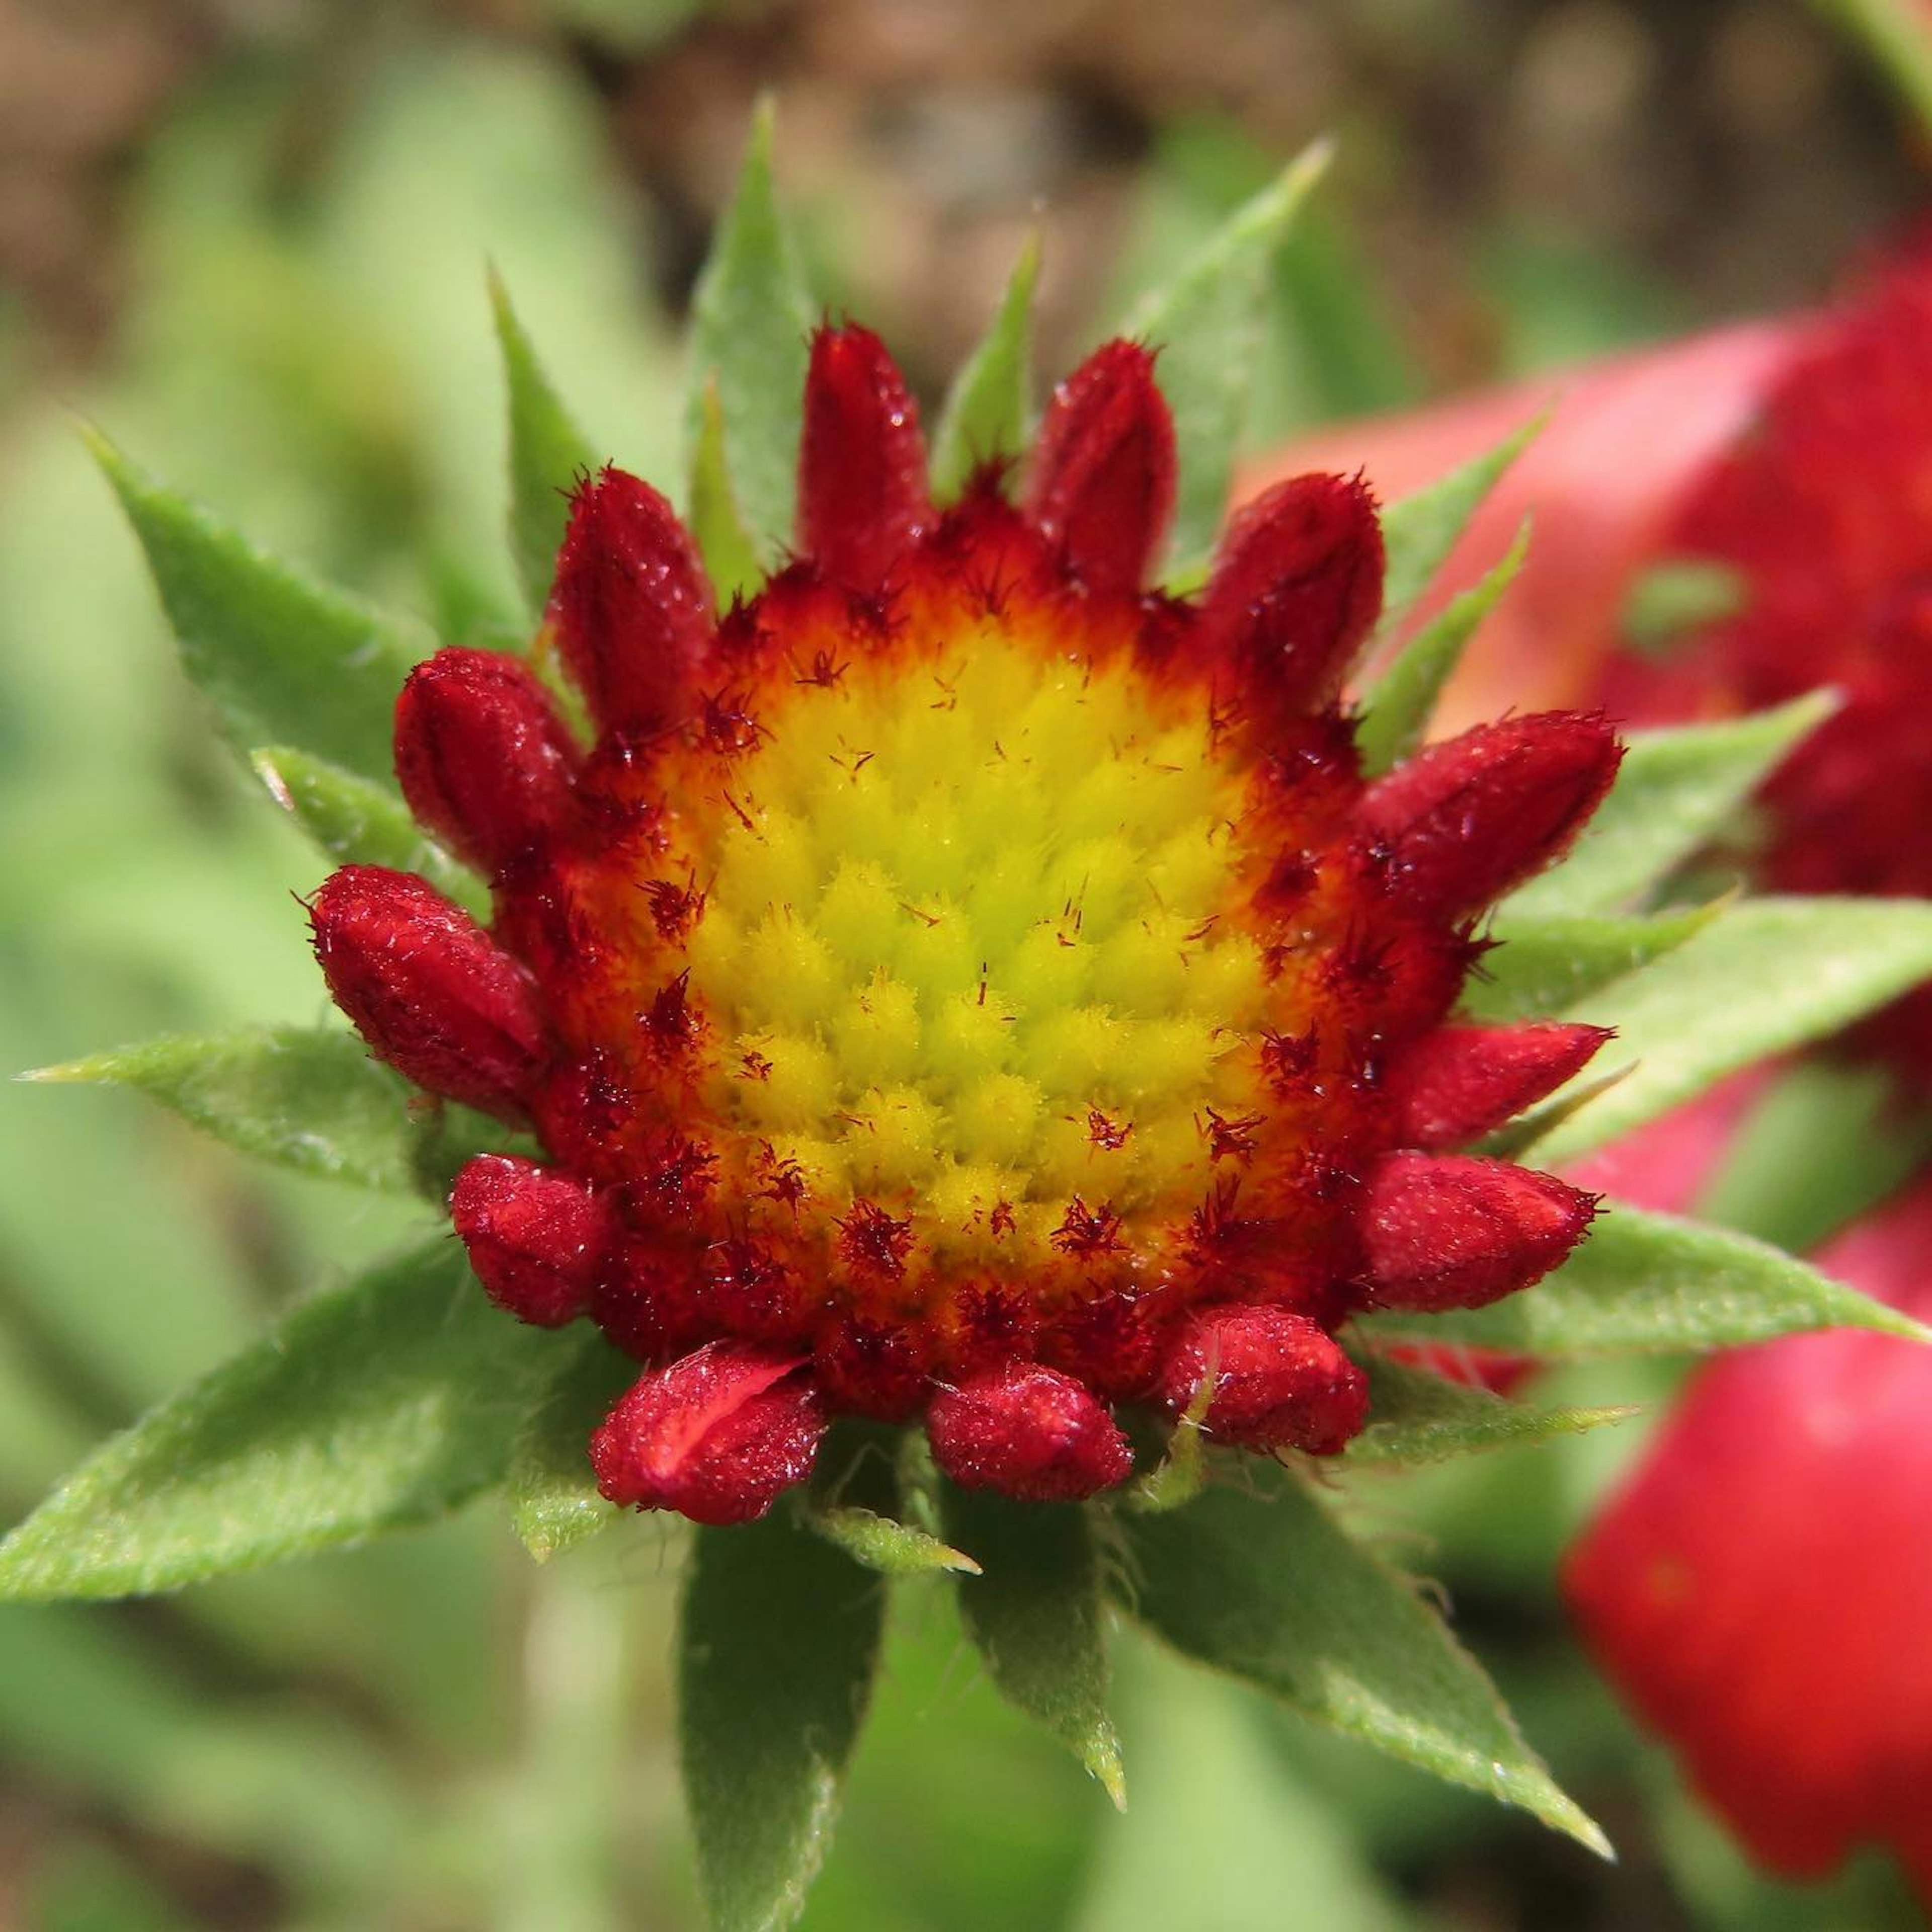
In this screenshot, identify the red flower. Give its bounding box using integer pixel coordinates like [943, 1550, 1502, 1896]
[311, 324, 1617, 1524]
[1565, 1173, 1932, 1906]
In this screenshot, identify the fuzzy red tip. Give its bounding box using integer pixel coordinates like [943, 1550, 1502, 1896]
[1362, 712, 1624, 918]
[590, 1341, 825, 1525]
[927, 1363, 1133, 1501]
[1155, 1304, 1369, 1454]
[798, 324, 931, 593]
[1391, 1022, 1614, 1150]
[308, 866, 547, 1121]
[1361, 1152, 1598, 1311]
[548, 465, 713, 734]
[450, 1154, 611, 1326]
[1025, 339, 1177, 596]
[393, 647, 580, 875]
[1201, 472, 1385, 717]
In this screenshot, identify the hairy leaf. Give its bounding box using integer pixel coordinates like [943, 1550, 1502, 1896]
[504, 1330, 637, 1561]
[1344, 1356, 1634, 1466]
[1463, 898, 1724, 1024]
[931, 229, 1040, 500]
[688, 378, 766, 609]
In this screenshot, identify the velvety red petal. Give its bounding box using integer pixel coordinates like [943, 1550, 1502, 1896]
[1391, 1021, 1613, 1150]
[927, 1362, 1132, 1501]
[1153, 1304, 1367, 1453]
[449, 1154, 611, 1326]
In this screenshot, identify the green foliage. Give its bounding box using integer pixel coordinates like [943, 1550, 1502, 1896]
[679, 1511, 886, 1932]
[1464, 899, 1724, 1024]
[90, 430, 431, 784]
[1621, 558, 1746, 656]
[0, 1243, 576, 1601]
[804, 1502, 981, 1577]
[1344, 1356, 1635, 1466]
[503, 1330, 637, 1561]
[931, 230, 1041, 500]
[688, 378, 767, 609]
[941, 1487, 1126, 1807]
[1120, 1468, 1607, 1854]
[1118, 141, 1332, 582]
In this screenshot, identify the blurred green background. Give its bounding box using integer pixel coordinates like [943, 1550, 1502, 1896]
[0, 2, 1924, 1925]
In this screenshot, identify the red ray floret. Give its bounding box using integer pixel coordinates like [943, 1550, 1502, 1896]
[310, 324, 1622, 1524]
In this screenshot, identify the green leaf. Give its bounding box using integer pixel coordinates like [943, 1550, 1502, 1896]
[1120, 1468, 1606, 1853]
[23, 1025, 423, 1193]
[1122, 1367, 1213, 1514]
[504, 1330, 637, 1561]
[683, 99, 814, 561]
[1118, 140, 1332, 582]
[90, 430, 431, 784]
[252, 746, 485, 916]
[1355, 518, 1531, 776]
[1361, 1201, 1932, 1357]
[490, 267, 598, 617]
[688, 378, 767, 610]
[0, 1242, 574, 1600]
[1375, 413, 1543, 635]
[1533, 897, 1932, 1161]
[1621, 558, 1745, 656]
[1506, 693, 1836, 920]
[940, 1486, 1126, 1807]
[804, 1502, 980, 1576]
[679, 1511, 886, 1932]
[930, 229, 1040, 501]
[1343, 1356, 1634, 1466]
[1462, 897, 1725, 1024]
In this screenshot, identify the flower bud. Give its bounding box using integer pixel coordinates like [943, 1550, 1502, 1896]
[1026, 340, 1176, 595]
[590, 1341, 825, 1525]
[1361, 1152, 1598, 1311]
[1391, 1022, 1613, 1149]
[309, 866, 548, 1121]
[1154, 1304, 1369, 1454]
[1361, 713, 1623, 918]
[393, 648, 580, 875]
[450, 1154, 611, 1326]
[927, 1362, 1132, 1501]
[798, 324, 931, 593]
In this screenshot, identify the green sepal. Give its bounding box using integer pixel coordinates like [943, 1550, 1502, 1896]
[683, 98, 814, 561]
[0, 1242, 575, 1601]
[1354, 517, 1531, 776]
[1342, 1355, 1635, 1467]
[688, 377, 768, 610]
[1121, 1371, 1212, 1514]
[90, 428, 431, 785]
[1462, 896, 1726, 1024]
[1119, 1466, 1607, 1855]
[678, 1509, 886, 1932]
[490, 266, 598, 618]
[503, 1330, 637, 1561]
[1118, 140, 1332, 584]
[939, 1485, 1126, 1808]
[1359, 1201, 1932, 1358]
[801, 1423, 981, 1575]
[930, 229, 1041, 501]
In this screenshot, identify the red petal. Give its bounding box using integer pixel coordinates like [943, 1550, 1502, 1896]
[590, 1341, 825, 1525]
[1391, 1022, 1613, 1149]
[1360, 1153, 1597, 1311]
[548, 465, 713, 735]
[450, 1154, 611, 1326]
[1154, 1304, 1367, 1454]
[393, 647, 580, 875]
[1200, 472, 1385, 716]
[797, 324, 931, 593]
[309, 865, 547, 1121]
[926, 1363, 1132, 1501]
[1026, 340, 1176, 595]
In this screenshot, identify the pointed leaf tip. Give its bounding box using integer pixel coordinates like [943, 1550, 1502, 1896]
[932, 228, 1042, 501]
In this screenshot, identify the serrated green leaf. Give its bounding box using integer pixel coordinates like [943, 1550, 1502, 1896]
[90, 430, 431, 784]
[931, 230, 1040, 501]
[1462, 897, 1725, 1024]
[1621, 558, 1745, 656]
[679, 1511, 885, 1932]
[1343, 1356, 1634, 1466]
[689, 378, 766, 610]
[252, 746, 484, 916]
[0, 1242, 572, 1601]
[804, 1502, 980, 1576]
[1362, 1201, 1932, 1357]
[940, 1486, 1125, 1806]
[1506, 693, 1836, 920]
[1534, 897, 1932, 1161]
[24, 1025, 423, 1193]
[490, 267, 598, 617]
[1355, 518, 1531, 776]
[683, 100, 814, 561]
[504, 1330, 637, 1561]
[1375, 413, 1543, 635]
[1119, 140, 1331, 582]
[1120, 1468, 1606, 1853]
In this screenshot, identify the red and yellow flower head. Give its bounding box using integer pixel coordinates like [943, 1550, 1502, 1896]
[310, 324, 1620, 1525]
